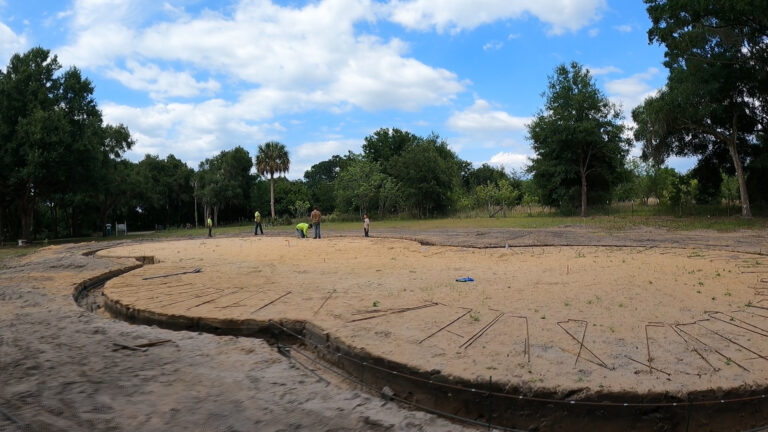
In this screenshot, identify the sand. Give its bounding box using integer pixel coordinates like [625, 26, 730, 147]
[98, 236, 768, 396]
[3, 226, 768, 432]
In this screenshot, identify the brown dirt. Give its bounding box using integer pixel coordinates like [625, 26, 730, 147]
[2, 226, 768, 431]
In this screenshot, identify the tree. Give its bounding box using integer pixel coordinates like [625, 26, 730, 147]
[362, 128, 420, 175]
[197, 147, 253, 226]
[0, 47, 129, 239]
[635, 0, 768, 217]
[388, 134, 464, 217]
[255, 141, 290, 220]
[720, 171, 739, 215]
[527, 62, 631, 216]
[334, 156, 388, 215]
[304, 153, 353, 213]
[94, 124, 135, 236]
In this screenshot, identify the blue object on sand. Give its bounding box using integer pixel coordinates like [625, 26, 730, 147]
[455, 277, 474, 282]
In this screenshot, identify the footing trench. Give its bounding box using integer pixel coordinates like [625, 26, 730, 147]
[77, 239, 768, 432]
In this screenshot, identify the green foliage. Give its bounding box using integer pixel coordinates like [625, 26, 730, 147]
[303, 153, 353, 213]
[527, 62, 631, 216]
[196, 147, 254, 225]
[636, 0, 768, 217]
[255, 141, 290, 220]
[0, 47, 134, 240]
[334, 155, 389, 215]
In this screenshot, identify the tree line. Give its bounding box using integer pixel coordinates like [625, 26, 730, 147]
[2, 1, 766, 241]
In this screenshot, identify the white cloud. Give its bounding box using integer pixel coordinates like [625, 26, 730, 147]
[447, 99, 531, 134]
[53, 0, 467, 166]
[106, 61, 220, 100]
[487, 152, 530, 171]
[58, 0, 463, 112]
[604, 67, 661, 111]
[0, 21, 27, 62]
[613, 24, 632, 33]
[295, 139, 360, 160]
[483, 41, 503, 51]
[588, 28, 599, 38]
[387, 0, 606, 35]
[586, 65, 622, 76]
[102, 100, 286, 167]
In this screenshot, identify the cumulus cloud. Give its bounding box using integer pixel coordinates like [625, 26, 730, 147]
[586, 65, 622, 76]
[604, 67, 661, 111]
[387, 0, 606, 35]
[106, 61, 220, 100]
[487, 151, 530, 171]
[53, 0, 467, 167]
[102, 100, 286, 167]
[483, 41, 503, 51]
[447, 99, 531, 134]
[295, 139, 361, 160]
[0, 21, 27, 62]
[58, 0, 463, 111]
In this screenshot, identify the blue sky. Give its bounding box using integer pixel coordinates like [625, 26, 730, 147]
[1, 0, 695, 178]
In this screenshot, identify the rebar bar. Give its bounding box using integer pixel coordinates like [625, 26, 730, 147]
[669, 324, 718, 372]
[313, 289, 336, 316]
[556, 319, 610, 370]
[460, 312, 504, 350]
[419, 308, 472, 344]
[706, 311, 768, 338]
[347, 302, 439, 323]
[625, 355, 671, 376]
[254, 291, 292, 312]
[142, 267, 202, 280]
[645, 322, 666, 374]
[674, 323, 749, 372]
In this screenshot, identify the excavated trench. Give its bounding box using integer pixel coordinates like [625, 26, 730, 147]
[72, 250, 768, 432]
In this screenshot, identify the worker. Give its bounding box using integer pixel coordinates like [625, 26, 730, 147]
[254, 209, 263, 235]
[310, 206, 322, 238]
[296, 222, 312, 238]
[207, 216, 213, 237]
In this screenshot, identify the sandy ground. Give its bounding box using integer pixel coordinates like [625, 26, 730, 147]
[0, 240, 472, 432]
[98, 236, 768, 396]
[2, 226, 768, 432]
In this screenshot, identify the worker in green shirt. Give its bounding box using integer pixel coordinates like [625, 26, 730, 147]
[296, 222, 312, 238]
[254, 209, 263, 235]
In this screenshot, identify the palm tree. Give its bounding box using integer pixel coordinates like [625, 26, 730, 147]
[255, 141, 290, 221]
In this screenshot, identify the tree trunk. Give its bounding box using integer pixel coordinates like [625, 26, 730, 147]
[269, 174, 276, 220]
[20, 186, 34, 241]
[194, 192, 199, 229]
[580, 170, 587, 217]
[728, 139, 751, 218]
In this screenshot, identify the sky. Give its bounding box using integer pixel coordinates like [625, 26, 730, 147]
[0, 0, 696, 179]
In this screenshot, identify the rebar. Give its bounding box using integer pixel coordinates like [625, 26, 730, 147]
[419, 308, 472, 344]
[645, 322, 666, 374]
[347, 302, 439, 323]
[625, 355, 671, 376]
[142, 267, 202, 280]
[186, 289, 241, 310]
[313, 289, 336, 316]
[674, 323, 749, 372]
[556, 319, 610, 370]
[696, 320, 768, 363]
[705, 311, 768, 338]
[215, 289, 263, 308]
[460, 312, 505, 350]
[254, 291, 292, 312]
[670, 324, 718, 372]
